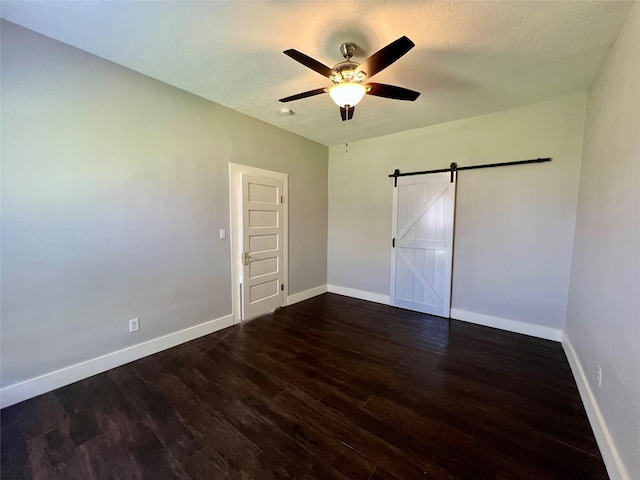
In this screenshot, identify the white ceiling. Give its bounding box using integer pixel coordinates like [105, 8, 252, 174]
[0, 1, 633, 146]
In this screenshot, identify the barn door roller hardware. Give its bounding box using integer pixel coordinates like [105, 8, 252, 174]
[389, 157, 552, 186]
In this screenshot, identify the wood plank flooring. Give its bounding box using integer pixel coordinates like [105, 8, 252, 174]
[1, 293, 607, 479]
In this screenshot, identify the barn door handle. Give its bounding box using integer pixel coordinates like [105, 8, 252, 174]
[243, 252, 251, 265]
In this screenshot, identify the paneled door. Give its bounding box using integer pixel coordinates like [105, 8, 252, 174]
[390, 172, 456, 317]
[241, 174, 284, 320]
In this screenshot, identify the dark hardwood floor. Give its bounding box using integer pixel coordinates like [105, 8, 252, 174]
[1, 293, 607, 479]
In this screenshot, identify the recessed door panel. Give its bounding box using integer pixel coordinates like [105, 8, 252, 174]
[248, 182, 279, 204]
[249, 234, 278, 253]
[250, 257, 279, 279]
[248, 210, 278, 228]
[249, 279, 279, 304]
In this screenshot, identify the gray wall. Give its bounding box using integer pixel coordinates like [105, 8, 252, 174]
[328, 96, 586, 332]
[1, 21, 328, 388]
[565, 3, 640, 478]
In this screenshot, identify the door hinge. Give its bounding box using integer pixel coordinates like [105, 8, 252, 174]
[392, 238, 395, 248]
[280, 196, 285, 204]
[280, 283, 284, 291]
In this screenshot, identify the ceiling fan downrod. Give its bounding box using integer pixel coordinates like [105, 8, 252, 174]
[340, 42, 357, 61]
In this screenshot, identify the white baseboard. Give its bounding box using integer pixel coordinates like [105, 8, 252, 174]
[324, 289, 562, 344]
[0, 314, 234, 409]
[562, 334, 629, 480]
[450, 308, 562, 341]
[327, 284, 390, 305]
[287, 284, 327, 305]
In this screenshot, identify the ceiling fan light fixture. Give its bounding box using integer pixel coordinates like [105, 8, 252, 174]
[329, 82, 366, 108]
[281, 36, 419, 121]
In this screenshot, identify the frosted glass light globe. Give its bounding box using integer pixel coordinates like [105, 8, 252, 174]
[329, 82, 366, 107]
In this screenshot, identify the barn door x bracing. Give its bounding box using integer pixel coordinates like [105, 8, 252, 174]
[390, 172, 456, 317]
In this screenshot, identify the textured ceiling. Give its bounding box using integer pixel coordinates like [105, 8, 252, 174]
[0, 1, 633, 146]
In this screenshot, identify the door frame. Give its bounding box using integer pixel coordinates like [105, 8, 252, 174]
[229, 163, 289, 324]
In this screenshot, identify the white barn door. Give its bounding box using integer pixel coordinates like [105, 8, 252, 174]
[390, 172, 456, 317]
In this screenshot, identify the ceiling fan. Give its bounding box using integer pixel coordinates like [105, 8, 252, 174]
[279, 36, 420, 121]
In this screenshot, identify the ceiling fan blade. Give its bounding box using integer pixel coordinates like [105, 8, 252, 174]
[284, 49, 336, 79]
[356, 36, 415, 79]
[366, 83, 420, 101]
[340, 106, 355, 121]
[279, 88, 327, 103]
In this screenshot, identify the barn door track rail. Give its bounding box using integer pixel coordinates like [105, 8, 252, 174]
[389, 157, 552, 186]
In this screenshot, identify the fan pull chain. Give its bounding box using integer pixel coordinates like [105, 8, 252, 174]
[345, 112, 349, 153]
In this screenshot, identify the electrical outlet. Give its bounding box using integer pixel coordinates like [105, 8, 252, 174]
[219, 229, 226, 239]
[596, 365, 602, 387]
[129, 318, 140, 333]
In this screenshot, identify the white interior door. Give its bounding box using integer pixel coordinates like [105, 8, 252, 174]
[390, 172, 456, 317]
[241, 174, 284, 320]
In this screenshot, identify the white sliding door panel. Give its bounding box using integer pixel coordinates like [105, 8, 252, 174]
[390, 173, 456, 317]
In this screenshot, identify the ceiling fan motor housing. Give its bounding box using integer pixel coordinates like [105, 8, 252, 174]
[332, 43, 366, 83]
[331, 61, 363, 83]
